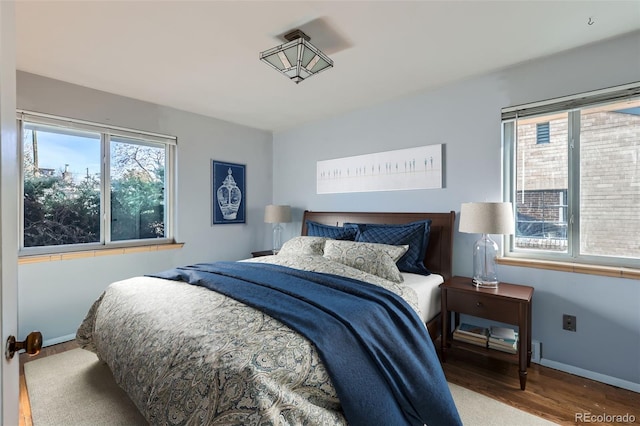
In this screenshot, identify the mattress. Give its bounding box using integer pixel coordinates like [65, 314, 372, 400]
[401, 272, 443, 323]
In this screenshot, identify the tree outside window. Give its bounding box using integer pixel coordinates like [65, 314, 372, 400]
[21, 118, 174, 251]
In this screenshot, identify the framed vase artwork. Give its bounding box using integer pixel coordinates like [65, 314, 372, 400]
[212, 160, 246, 224]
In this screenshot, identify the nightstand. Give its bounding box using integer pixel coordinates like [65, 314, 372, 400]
[440, 276, 534, 390]
[251, 250, 274, 257]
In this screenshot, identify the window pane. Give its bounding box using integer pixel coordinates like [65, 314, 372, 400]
[110, 138, 166, 241]
[580, 100, 640, 259]
[514, 113, 569, 252]
[22, 124, 101, 247]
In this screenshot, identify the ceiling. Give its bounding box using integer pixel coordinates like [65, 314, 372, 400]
[15, 1, 640, 132]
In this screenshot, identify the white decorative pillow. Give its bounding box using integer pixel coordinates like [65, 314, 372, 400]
[278, 236, 328, 256]
[323, 240, 408, 283]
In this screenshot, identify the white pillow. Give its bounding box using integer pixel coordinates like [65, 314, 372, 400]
[323, 240, 408, 283]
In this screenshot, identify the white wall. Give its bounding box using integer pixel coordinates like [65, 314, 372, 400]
[17, 72, 273, 344]
[273, 31, 640, 389]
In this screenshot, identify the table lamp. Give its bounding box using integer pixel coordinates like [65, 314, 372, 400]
[264, 205, 292, 254]
[459, 202, 515, 288]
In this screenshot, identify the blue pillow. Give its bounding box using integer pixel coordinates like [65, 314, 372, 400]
[305, 220, 357, 240]
[353, 220, 432, 275]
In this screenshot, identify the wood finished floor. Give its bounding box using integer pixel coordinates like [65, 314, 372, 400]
[19, 340, 640, 426]
[441, 349, 640, 425]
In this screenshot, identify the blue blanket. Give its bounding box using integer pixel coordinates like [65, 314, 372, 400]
[149, 261, 461, 426]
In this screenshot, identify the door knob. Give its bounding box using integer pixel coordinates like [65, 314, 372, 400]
[5, 331, 42, 360]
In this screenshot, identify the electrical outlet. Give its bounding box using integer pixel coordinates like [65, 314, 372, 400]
[531, 340, 541, 363]
[563, 314, 577, 332]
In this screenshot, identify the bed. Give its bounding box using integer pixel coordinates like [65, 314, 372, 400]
[77, 210, 459, 426]
[299, 210, 455, 341]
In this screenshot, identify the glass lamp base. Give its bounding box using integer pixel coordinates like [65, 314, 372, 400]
[272, 224, 283, 254]
[472, 278, 499, 289]
[471, 234, 500, 289]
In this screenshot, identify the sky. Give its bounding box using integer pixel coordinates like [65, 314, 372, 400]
[23, 128, 101, 179]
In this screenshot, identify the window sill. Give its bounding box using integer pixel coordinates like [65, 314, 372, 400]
[18, 242, 184, 265]
[496, 257, 640, 280]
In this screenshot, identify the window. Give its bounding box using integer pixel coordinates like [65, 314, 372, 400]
[535, 122, 550, 144]
[502, 83, 640, 268]
[19, 112, 176, 254]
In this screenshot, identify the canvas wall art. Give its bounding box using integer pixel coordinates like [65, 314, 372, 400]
[317, 144, 444, 194]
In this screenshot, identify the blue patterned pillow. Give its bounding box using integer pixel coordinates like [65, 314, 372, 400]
[306, 220, 357, 240]
[353, 220, 432, 275]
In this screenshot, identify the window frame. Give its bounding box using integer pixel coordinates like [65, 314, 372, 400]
[502, 82, 640, 270]
[18, 110, 177, 256]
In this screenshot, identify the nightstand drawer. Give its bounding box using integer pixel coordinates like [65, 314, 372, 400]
[446, 291, 519, 324]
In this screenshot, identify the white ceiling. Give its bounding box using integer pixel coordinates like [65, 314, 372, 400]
[15, 1, 640, 132]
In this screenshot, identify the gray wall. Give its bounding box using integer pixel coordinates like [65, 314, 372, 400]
[17, 72, 273, 344]
[272, 31, 640, 389]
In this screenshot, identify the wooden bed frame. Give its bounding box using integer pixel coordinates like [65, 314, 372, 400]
[301, 210, 456, 341]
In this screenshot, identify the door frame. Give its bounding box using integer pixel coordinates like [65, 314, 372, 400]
[0, 1, 20, 424]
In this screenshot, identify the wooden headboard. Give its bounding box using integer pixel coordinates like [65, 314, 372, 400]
[301, 211, 455, 280]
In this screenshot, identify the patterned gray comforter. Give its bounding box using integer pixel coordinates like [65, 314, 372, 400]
[76, 254, 422, 425]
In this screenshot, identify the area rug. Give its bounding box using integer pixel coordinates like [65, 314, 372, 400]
[25, 348, 556, 425]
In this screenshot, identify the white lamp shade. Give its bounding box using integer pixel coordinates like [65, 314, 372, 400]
[459, 202, 515, 235]
[264, 205, 292, 224]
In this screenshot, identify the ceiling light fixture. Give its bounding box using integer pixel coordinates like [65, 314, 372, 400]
[259, 29, 333, 84]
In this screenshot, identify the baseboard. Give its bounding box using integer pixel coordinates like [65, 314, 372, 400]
[541, 358, 640, 393]
[43, 333, 76, 347]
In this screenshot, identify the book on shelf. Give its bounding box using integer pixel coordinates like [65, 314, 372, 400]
[455, 323, 489, 339]
[489, 325, 516, 341]
[488, 343, 518, 354]
[453, 333, 488, 347]
[488, 331, 519, 353]
[453, 323, 489, 347]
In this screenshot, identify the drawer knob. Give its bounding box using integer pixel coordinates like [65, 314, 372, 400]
[476, 301, 483, 307]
